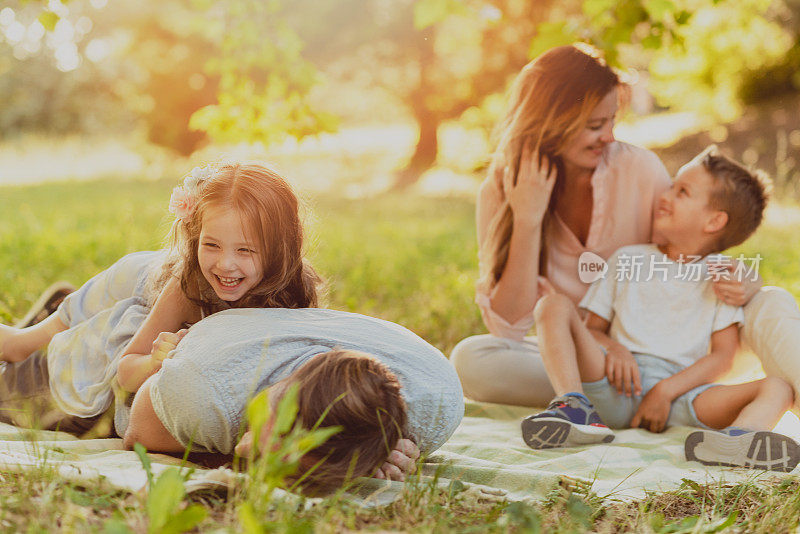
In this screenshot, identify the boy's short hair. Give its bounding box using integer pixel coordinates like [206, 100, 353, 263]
[700, 145, 772, 251]
[289, 350, 408, 495]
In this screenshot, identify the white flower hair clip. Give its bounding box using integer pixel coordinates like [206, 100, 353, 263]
[168, 165, 215, 221]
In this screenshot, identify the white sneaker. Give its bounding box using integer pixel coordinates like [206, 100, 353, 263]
[685, 427, 800, 473]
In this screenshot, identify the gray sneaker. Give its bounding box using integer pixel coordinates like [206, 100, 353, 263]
[685, 427, 800, 472]
[521, 394, 614, 449]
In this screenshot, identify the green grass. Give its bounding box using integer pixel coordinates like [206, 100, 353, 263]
[5, 467, 800, 532]
[0, 178, 484, 354]
[2, 176, 800, 531]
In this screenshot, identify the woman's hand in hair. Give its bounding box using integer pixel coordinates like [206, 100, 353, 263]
[503, 144, 557, 228]
[373, 438, 420, 481]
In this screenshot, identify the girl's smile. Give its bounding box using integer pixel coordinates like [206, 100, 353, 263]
[217, 275, 243, 287]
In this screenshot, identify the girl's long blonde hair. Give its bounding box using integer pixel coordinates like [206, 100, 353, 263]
[479, 44, 626, 293]
[155, 162, 322, 315]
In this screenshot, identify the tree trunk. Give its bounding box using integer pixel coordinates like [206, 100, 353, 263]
[394, 26, 437, 188]
[395, 110, 439, 188]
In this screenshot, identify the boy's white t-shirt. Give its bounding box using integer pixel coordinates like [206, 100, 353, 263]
[579, 244, 744, 368]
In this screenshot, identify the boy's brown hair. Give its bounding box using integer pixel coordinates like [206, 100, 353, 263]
[289, 350, 408, 495]
[700, 145, 772, 251]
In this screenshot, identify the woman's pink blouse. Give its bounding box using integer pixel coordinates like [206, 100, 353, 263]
[477, 142, 672, 340]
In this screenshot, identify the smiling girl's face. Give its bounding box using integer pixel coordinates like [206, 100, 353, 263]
[197, 205, 263, 302]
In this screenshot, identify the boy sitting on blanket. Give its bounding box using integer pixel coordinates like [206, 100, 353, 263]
[521, 145, 800, 472]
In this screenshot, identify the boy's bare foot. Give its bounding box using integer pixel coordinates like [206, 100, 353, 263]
[685, 427, 800, 472]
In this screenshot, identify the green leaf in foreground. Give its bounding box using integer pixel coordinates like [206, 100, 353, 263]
[240, 382, 343, 527]
[657, 510, 738, 534]
[133, 442, 153, 490]
[238, 502, 264, 534]
[102, 517, 134, 534]
[145, 468, 207, 534]
[134, 443, 207, 534]
[146, 468, 186, 532]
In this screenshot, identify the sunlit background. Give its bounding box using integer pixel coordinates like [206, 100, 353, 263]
[0, 0, 798, 190]
[1, 0, 800, 432]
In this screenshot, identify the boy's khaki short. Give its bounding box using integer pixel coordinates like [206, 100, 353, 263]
[582, 352, 716, 430]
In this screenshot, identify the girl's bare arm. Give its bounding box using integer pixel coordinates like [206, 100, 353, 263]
[117, 277, 197, 392]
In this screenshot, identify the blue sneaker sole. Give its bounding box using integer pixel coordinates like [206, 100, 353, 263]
[521, 415, 615, 450]
[685, 430, 800, 472]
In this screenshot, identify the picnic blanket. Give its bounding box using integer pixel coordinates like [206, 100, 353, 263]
[0, 423, 215, 493]
[422, 400, 800, 503]
[0, 400, 797, 505]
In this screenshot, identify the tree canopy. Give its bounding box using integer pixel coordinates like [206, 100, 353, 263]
[0, 0, 796, 183]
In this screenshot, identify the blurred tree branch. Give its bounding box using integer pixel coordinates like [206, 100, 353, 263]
[188, 0, 338, 147]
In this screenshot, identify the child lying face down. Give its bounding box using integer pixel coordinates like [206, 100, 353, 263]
[521, 146, 799, 472]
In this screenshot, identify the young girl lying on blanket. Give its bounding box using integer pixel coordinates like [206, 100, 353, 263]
[522, 146, 800, 472]
[0, 162, 320, 429]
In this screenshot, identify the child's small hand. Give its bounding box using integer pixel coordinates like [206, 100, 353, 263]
[374, 438, 420, 481]
[711, 259, 763, 307]
[150, 329, 188, 362]
[605, 343, 642, 397]
[630, 385, 671, 432]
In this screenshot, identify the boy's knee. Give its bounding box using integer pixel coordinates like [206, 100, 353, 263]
[533, 293, 573, 325]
